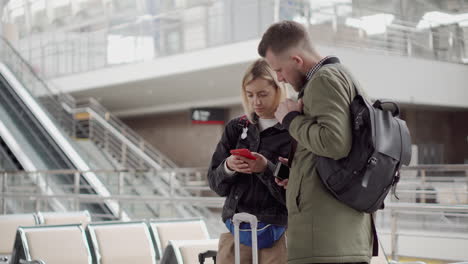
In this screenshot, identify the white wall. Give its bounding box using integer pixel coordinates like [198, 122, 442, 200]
[320, 45, 468, 108]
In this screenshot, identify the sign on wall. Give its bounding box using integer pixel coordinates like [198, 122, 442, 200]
[191, 108, 226, 125]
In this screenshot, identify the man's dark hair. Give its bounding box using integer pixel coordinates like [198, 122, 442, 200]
[258, 20, 312, 57]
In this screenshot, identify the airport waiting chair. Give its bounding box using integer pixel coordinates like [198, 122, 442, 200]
[37, 210, 91, 226]
[160, 239, 219, 264]
[148, 218, 210, 260]
[0, 213, 39, 263]
[8, 224, 92, 264]
[86, 221, 156, 264]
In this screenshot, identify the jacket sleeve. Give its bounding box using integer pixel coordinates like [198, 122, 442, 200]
[207, 119, 239, 197]
[287, 74, 353, 160]
[254, 161, 286, 205]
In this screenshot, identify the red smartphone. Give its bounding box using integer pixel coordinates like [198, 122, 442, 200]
[230, 148, 257, 160]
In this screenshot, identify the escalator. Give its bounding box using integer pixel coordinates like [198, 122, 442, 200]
[0, 35, 207, 223]
[0, 135, 22, 171]
[0, 69, 114, 218]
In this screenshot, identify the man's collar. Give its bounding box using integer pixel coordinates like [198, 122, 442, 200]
[299, 56, 340, 98]
[305, 56, 340, 81]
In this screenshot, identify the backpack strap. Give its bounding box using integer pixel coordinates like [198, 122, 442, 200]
[374, 100, 401, 117]
[371, 214, 379, 256]
[322, 56, 340, 66]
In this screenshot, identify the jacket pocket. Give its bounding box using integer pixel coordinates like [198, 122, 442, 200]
[295, 172, 305, 212]
[287, 171, 304, 215]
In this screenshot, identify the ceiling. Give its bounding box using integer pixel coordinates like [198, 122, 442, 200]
[71, 60, 252, 116]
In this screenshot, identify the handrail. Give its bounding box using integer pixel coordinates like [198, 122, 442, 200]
[0, 37, 131, 219]
[2, 34, 181, 174]
[0, 36, 58, 94]
[83, 107, 166, 170]
[2, 165, 464, 176]
[6, 193, 466, 213]
[379, 203, 468, 261]
[0, 192, 224, 206]
[401, 164, 468, 171]
[2, 165, 467, 260]
[0, 35, 214, 221]
[384, 202, 468, 213]
[0, 67, 70, 170]
[74, 97, 177, 168]
[0, 167, 213, 217]
[0, 36, 81, 137]
[1, 165, 465, 201]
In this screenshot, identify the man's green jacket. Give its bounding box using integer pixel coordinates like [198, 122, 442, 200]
[282, 63, 373, 264]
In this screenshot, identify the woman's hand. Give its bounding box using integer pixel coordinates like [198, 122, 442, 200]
[228, 152, 268, 174]
[275, 178, 288, 189]
[241, 152, 268, 173]
[226, 155, 252, 174]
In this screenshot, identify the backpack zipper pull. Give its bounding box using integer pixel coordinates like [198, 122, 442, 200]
[361, 157, 378, 188]
[391, 170, 400, 200]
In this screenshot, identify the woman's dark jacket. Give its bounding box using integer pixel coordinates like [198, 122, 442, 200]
[207, 116, 292, 226]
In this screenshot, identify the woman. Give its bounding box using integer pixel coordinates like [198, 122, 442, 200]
[208, 59, 291, 263]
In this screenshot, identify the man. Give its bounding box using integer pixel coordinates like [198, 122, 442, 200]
[258, 21, 373, 264]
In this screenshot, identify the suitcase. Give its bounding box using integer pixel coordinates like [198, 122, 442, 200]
[198, 250, 217, 264]
[233, 213, 259, 264]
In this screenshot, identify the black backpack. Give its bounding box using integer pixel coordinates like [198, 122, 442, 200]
[316, 89, 412, 213]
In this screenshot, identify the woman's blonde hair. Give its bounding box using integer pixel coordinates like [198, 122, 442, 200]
[241, 58, 286, 123]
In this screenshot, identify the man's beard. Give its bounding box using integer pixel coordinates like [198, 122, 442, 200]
[292, 77, 307, 92]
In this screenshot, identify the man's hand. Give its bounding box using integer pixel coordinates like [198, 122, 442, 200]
[278, 157, 288, 166]
[275, 99, 304, 124]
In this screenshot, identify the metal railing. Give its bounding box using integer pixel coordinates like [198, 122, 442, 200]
[72, 97, 177, 169]
[67, 98, 207, 219]
[396, 165, 468, 204]
[0, 168, 215, 218]
[378, 165, 468, 261]
[377, 203, 468, 261]
[0, 35, 216, 220]
[0, 36, 77, 134]
[8, 0, 468, 79]
[1, 166, 467, 260]
[0, 167, 225, 235]
[0, 36, 129, 219]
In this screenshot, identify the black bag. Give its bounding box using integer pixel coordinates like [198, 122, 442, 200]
[317, 93, 412, 213]
[198, 250, 217, 264]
